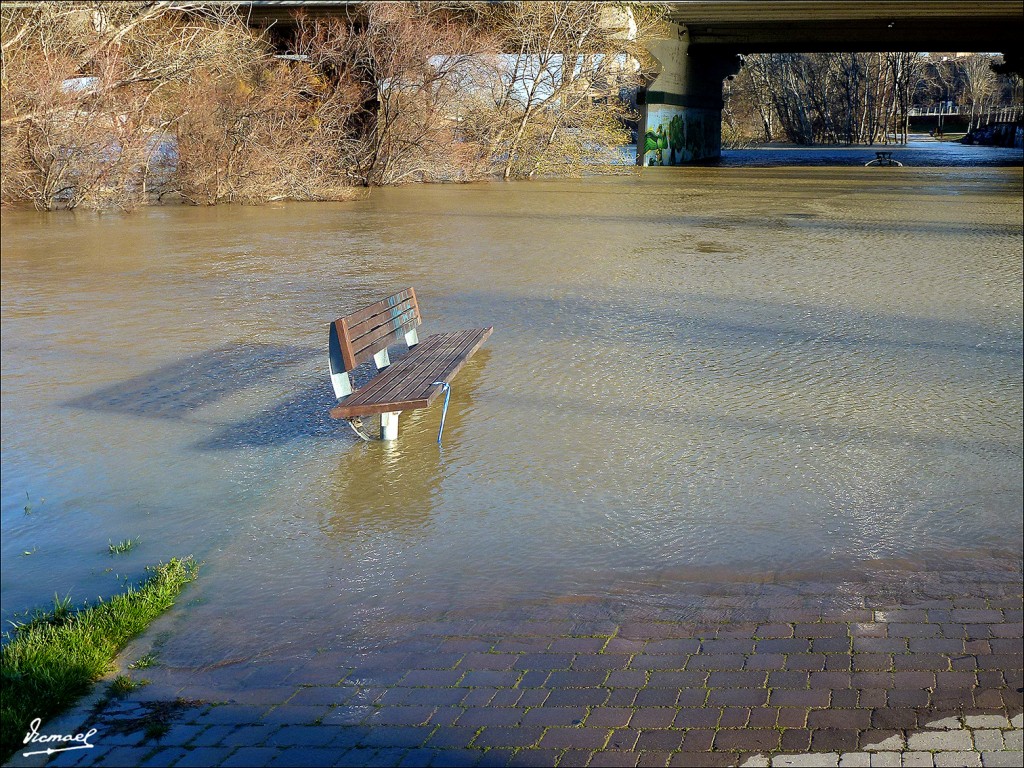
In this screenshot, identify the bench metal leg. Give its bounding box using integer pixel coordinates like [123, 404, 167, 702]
[380, 411, 400, 440]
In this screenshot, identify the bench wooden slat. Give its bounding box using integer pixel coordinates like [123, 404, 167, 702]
[361, 328, 480, 405]
[330, 328, 492, 419]
[334, 329, 483, 411]
[343, 288, 417, 328]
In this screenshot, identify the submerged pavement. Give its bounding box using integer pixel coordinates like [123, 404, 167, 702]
[11, 566, 1023, 768]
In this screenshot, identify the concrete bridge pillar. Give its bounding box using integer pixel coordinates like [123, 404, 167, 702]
[639, 26, 741, 165]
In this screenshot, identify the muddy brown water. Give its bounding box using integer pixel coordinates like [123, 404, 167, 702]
[1, 161, 1021, 662]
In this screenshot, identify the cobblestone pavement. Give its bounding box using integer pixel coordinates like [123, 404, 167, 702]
[10, 569, 1022, 768]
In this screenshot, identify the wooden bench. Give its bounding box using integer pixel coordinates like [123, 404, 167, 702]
[328, 288, 492, 440]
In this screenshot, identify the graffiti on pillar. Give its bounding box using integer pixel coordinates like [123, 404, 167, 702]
[643, 105, 720, 164]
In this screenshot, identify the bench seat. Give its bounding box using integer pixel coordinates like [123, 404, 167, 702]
[330, 327, 492, 419]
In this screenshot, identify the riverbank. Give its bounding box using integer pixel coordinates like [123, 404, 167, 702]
[0, 559, 198, 763]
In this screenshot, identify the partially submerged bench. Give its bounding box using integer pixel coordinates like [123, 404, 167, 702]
[865, 151, 902, 167]
[328, 288, 492, 440]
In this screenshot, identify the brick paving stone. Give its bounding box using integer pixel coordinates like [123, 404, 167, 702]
[708, 688, 768, 707]
[590, 751, 641, 767]
[769, 689, 831, 708]
[688, 655, 748, 671]
[700, 639, 757, 655]
[669, 752, 742, 766]
[631, 655, 690, 670]
[745, 654, 787, 671]
[719, 707, 750, 727]
[634, 729, 686, 752]
[519, 707, 586, 727]
[811, 729, 859, 752]
[425, 726, 480, 749]
[586, 707, 634, 728]
[267, 747, 343, 767]
[708, 671, 769, 689]
[674, 708, 721, 728]
[809, 672, 852, 689]
[645, 639, 702, 655]
[713, 729, 780, 752]
[496, 749, 556, 767]
[572, 653, 630, 671]
[779, 728, 812, 751]
[813, 638, 851, 653]
[885, 689, 929, 708]
[557, 748, 595, 767]
[471, 726, 544, 749]
[457, 708, 524, 727]
[681, 728, 717, 751]
[546, 670, 609, 688]
[747, 707, 780, 728]
[807, 709, 871, 729]
[972, 730, 1004, 751]
[830, 689, 859, 708]
[221, 747, 280, 766]
[867, 752, 900, 767]
[607, 688, 641, 707]
[837, 754, 870, 767]
[647, 670, 707, 689]
[768, 671, 810, 689]
[906, 730, 973, 751]
[514, 654, 575, 671]
[853, 638, 906, 653]
[757, 639, 811, 654]
[543, 687, 609, 707]
[1004, 730, 1024, 750]
[631, 708, 679, 729]
[773, 754, 839, 767]
[607, 669, 649, 688]
[635, 751, 672, 767]
[853, 654, 893, 672]
[933, 752, 982, 767]
[850, 624, 888, 638]
[172, 748, 238, 767]
[756, 624, 794, 638]
[548, 638, 607, 653]
[857, 689, 886, 708]
[401, 669, 464, 687]
[460, 670, 521, 688]
[900, 753, 934, 767]
[858, 731, 905, 751]
[460, 653, 520, 671]
[606, 727, 641, 751]
[981, 753, 1024, 767]
[635, 688, 684, 707]
[538, 727, 610, 750]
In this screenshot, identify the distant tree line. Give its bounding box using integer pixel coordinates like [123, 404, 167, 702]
[1, 1, 663, 210]
[723, 51, 1022, 147]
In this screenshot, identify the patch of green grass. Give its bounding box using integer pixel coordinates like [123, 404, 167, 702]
[109, 674, 149, 696]
[0, 557, 198, 762]
[128, 653, 159, 670]
[108, 538, 139, 555]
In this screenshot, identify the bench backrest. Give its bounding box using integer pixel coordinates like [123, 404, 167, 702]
[329, 288, 421, 398]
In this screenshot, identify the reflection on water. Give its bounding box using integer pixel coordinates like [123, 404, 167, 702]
[1, 161, 1021, 665]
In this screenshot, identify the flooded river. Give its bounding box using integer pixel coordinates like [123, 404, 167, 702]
[2, 154, 1022, 664]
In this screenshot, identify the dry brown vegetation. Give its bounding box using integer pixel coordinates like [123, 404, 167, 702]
[1, 1, 658, 211]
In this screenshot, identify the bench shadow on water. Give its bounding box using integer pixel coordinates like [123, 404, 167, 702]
[64, 339, 492, 456]
[63, 341, 351, 451]
[65, 342, 318, 420]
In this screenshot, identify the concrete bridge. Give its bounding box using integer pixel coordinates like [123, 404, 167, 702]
[240, 0, 1023, 163]
[642, 0, 1022, 162]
